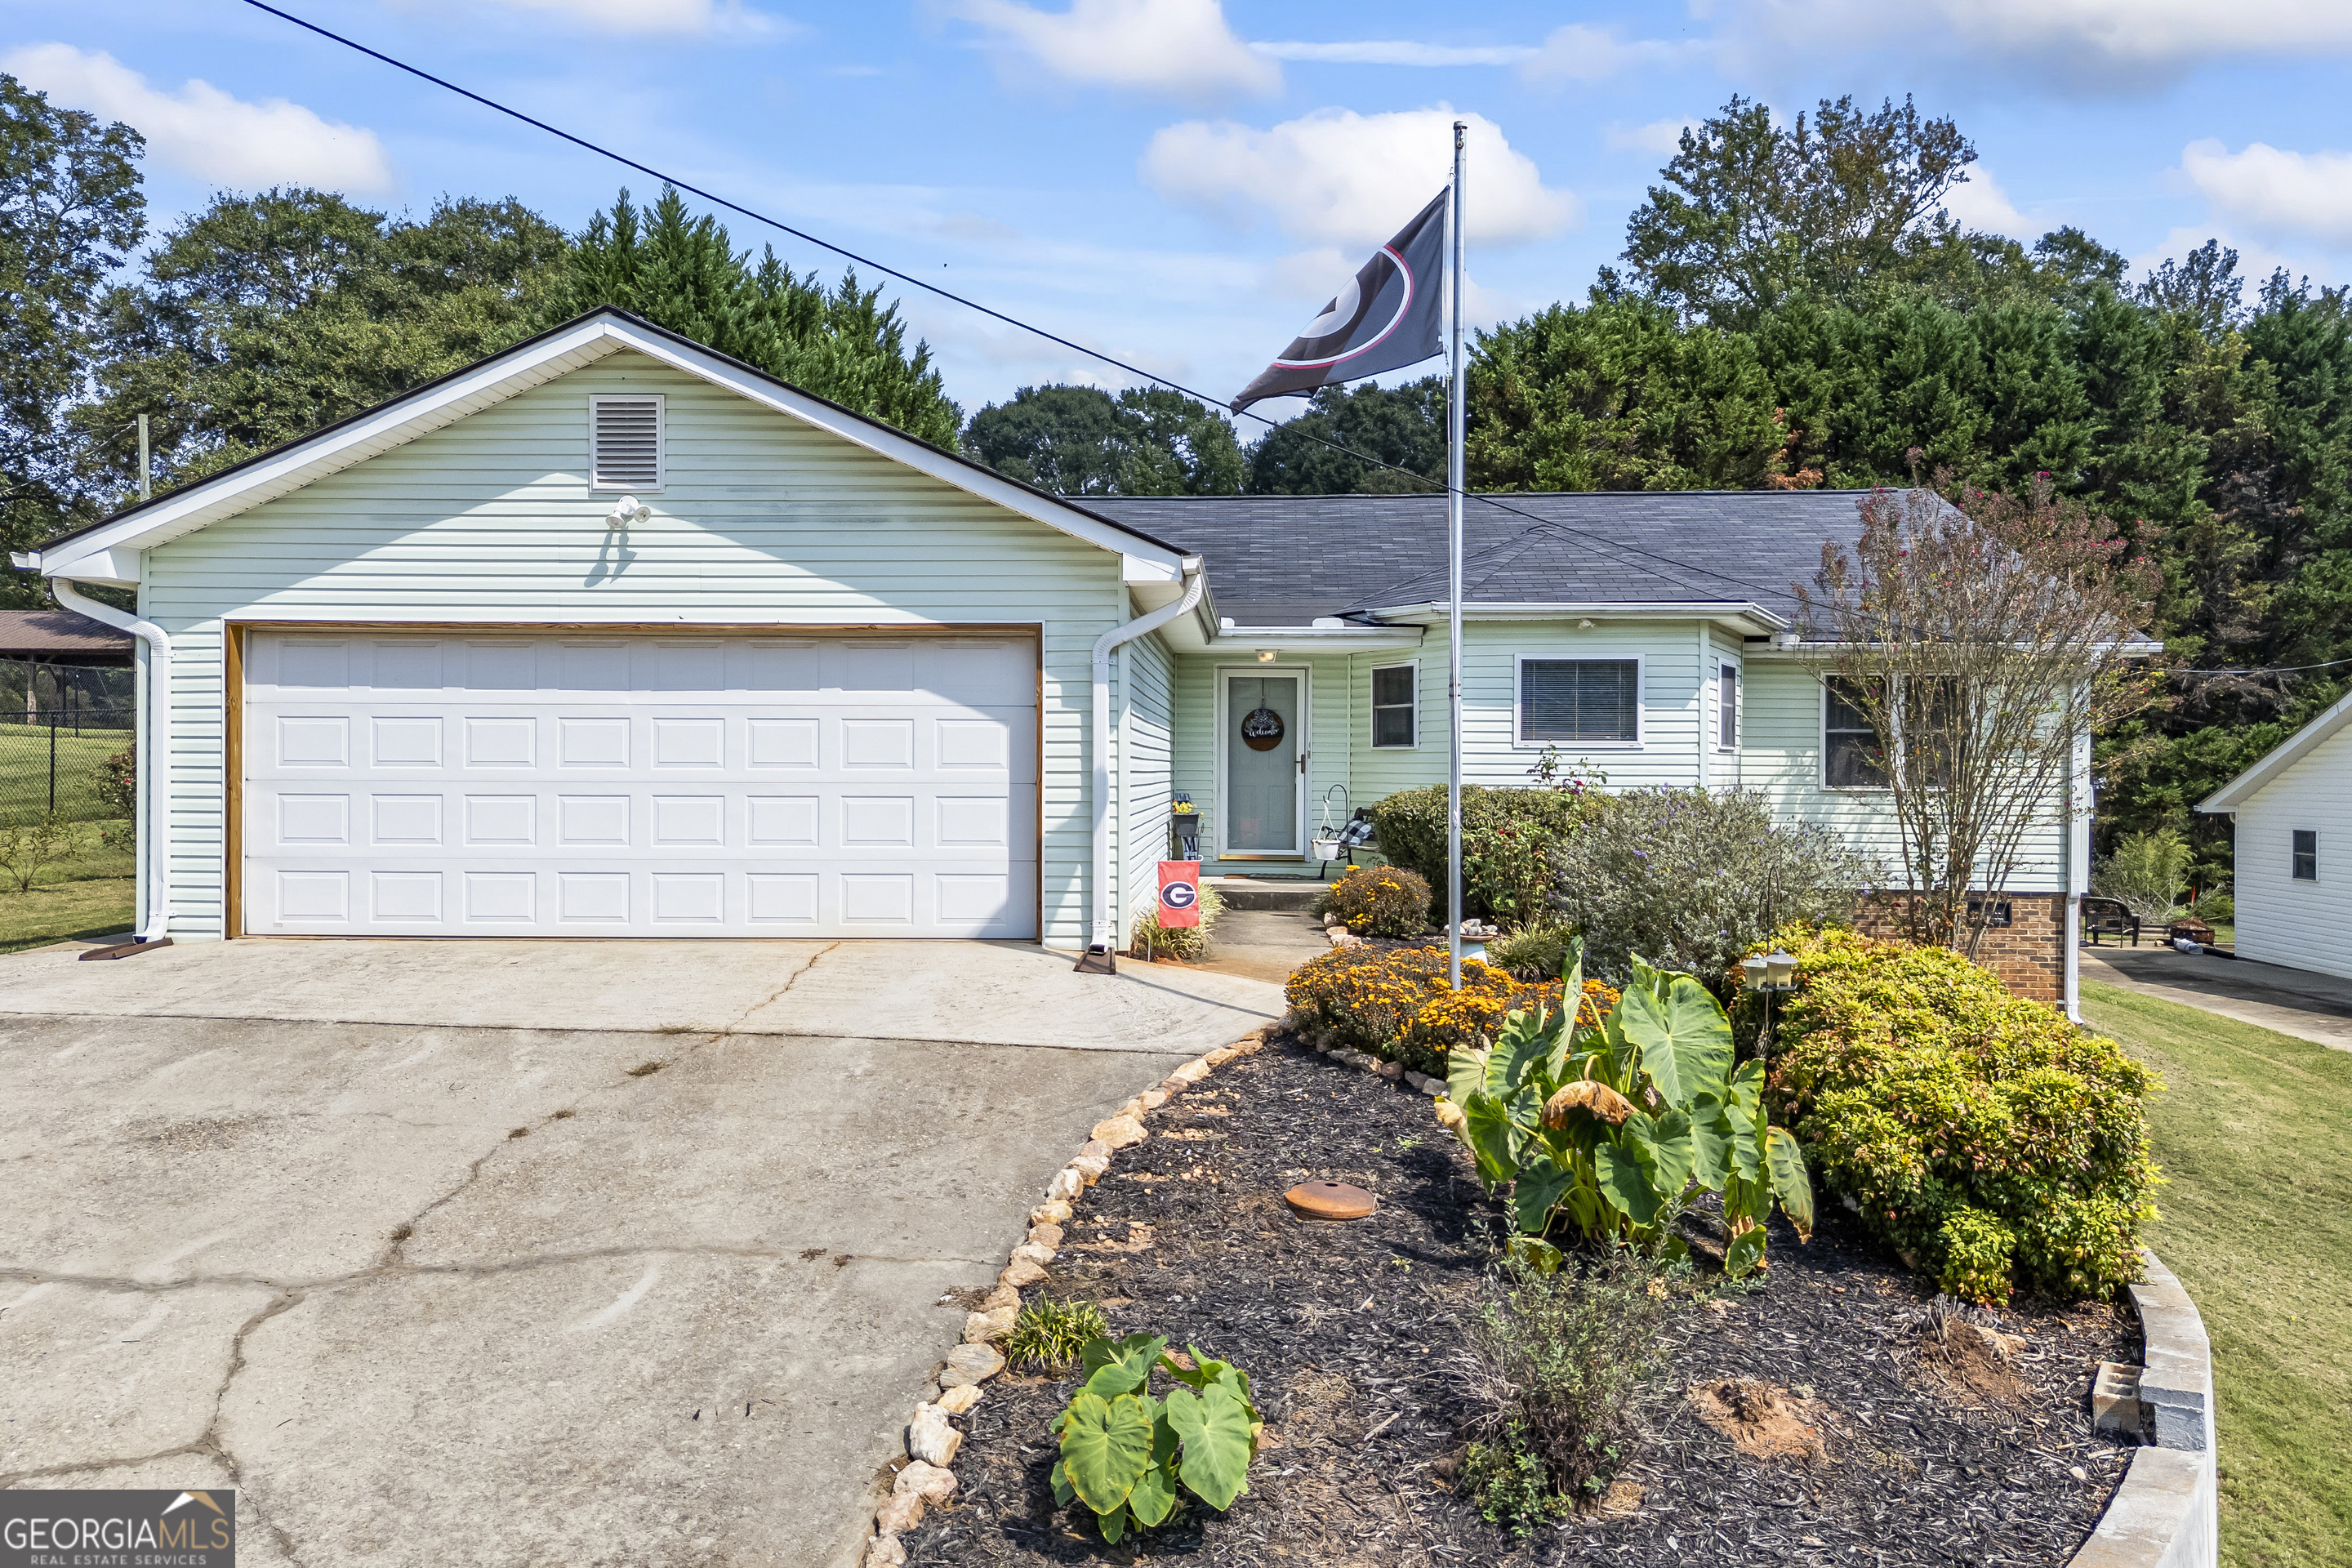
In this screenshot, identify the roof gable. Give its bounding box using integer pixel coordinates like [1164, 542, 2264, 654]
[2198, 686, 2352, 813]
[26, 309, 1185, 586]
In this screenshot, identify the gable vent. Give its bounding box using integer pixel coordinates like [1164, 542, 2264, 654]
[590, 395, 665, 492]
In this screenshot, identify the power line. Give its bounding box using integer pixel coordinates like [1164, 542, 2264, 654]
[233, 0, 1826, 616]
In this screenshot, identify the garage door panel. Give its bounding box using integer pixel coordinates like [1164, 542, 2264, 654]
[244, 631, 1037, 938]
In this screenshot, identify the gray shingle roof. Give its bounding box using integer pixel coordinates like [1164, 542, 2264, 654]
[1087, 490, 1878, 626]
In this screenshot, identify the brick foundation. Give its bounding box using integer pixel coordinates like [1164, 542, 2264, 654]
[1852, 892, 2069, 1004]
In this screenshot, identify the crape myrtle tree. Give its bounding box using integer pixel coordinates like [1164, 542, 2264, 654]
[1797, 477, 2160, 955]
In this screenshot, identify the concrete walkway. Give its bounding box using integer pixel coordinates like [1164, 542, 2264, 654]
[2082, 945, 2352, 1053]
[0, 940, 1283, 1566]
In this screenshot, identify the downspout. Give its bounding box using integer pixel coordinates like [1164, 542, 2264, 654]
[51, 577, 172, 944]
[1088, 557, 1205, 960]
[2064, 684, 2091, 1022]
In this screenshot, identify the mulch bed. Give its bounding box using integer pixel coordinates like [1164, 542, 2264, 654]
[900, 1031, 2143, 1567]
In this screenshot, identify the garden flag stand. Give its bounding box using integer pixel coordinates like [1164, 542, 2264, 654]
[1230, 121, 1468, 986]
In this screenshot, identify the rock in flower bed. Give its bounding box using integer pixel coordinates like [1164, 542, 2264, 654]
[896, 1031, 2144, 1566]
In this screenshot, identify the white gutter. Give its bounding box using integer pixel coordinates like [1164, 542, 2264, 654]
[1089, 557, 1205, 957]
[47, 573, 172, 944]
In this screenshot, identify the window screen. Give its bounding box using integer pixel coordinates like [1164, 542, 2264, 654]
[2293, 828, 2318, 881]
[1521, 660, 1638, 743]
[1717, 663, 1739, 750]
[1823, 676, 1886, 787]
[1371, 664, 1416, 747]
[590, 396, 664, 491]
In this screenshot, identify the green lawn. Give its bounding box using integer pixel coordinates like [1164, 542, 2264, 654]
[0, 834, 136, 955]
[2081, 981, 2352, 1568]
[0, 724, 135, 827]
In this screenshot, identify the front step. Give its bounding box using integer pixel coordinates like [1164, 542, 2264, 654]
[1205, 875, 1325, 912]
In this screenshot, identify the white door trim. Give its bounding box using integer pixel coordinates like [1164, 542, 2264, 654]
[1214, 662, 1310, 860]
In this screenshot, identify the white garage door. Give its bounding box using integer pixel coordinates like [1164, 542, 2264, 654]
[241, 631, 1038, 938]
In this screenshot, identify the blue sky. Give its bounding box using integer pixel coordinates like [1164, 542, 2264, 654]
[9, 1, 2352, 423]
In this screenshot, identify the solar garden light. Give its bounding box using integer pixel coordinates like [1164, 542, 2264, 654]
[1742, 949, 1798, 1072]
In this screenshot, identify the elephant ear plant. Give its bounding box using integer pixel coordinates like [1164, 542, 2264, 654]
[1049, 1333, 1261, 1544]
[1446, 937, 1814, 1276]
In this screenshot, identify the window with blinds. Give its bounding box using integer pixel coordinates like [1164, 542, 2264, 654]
[1370, 663, 1417, 747]
[1519, 658, 1640, 744]
[589, 395, 665, 491]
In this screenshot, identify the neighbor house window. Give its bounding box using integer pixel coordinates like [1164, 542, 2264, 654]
[1370, 663, 1416, 747]
[1823, 676, 1886, 787]
[589, 394, 665, 491]
[1717, 662, 1740, 751]
[2293, 829, 2318, 881]
[1519, 658, 1639, 745]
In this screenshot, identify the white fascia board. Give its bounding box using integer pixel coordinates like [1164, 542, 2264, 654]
[2198, 685, 2352, 813]
[37, 315, 1185, 578]
[1367, 600, 1790, 635]
[1211, 625, 1426, 651]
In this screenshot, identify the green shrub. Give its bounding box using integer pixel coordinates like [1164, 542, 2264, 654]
[1004, 1297, 1111, 1374]
[2191, 892, 2234, 923]
[1487, 923, 1579, 982]
[1367, 785, 1597, 929]
[1128, 884, 1225, 962]
[0, 812, 91, 893]
[1329, 863, 1431, 938]
[1551, 787, 1875, 991]
[1461, 1250, 1675, 1530]
[1757, 924, 2162, 1304]
[95, 746, 137, 839]
[2094, 827, 2194, 922]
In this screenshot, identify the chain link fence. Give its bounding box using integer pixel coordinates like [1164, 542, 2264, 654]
[1, 661, 137, 830]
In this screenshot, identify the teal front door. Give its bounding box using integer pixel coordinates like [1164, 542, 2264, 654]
[1226, 672, 1301, 854]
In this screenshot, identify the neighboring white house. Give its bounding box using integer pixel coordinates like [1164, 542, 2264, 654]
[13, 307, 2092, 1006]
[2198, 688, 2352, 980]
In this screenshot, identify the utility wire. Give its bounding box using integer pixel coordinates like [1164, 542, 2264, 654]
[234, 0, 1824, 616]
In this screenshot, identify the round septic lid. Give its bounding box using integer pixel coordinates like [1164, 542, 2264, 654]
[1285, 1181, 1378, 1220]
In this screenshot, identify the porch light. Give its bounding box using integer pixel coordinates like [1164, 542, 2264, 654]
[1256, 648, 1276, 662]
[606, 495, 650, 529]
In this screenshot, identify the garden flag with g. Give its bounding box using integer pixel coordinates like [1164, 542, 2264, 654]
[1230, 189, 1449, 412]
[1156, 861, 1201, 929]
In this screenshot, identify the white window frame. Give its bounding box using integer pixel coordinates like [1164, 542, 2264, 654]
[1717, 661, 1740, 752]
[1512, 652, 1645, 750]
[588, 394, 666, 493]
[1820, 674, 1889, 791]
[2292, 827, 2319, 882]
[1369, 661, 1418, 749]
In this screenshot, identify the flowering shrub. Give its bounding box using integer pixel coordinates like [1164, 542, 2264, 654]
[1554, 788, 1876, 990]
[1285, 943, 1614, 1076]
[1755, 925, 2161, 1304]
[1366, 786, 1597, 929]
[1328, 864, 1431, 938]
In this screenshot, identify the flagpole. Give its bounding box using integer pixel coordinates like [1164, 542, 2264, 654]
[1446, 120, 1467, 991]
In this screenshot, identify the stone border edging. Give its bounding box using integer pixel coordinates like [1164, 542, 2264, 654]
[856, 1028, 1272, 1568]
[2066, 1250, 2218, 1568]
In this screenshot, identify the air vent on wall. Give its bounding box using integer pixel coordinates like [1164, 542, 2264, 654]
[590, 395, 664, 492]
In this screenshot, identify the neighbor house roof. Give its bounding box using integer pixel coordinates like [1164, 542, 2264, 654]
[22, 308, 1192, 587]
[2197, 686, 2352, 813]
[1088, 489, 1871, 627]
[0, 609, 134, 662]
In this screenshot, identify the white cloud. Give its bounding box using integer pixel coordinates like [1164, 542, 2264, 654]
[952, 0, 1280, 100]
[2180, 139, 2352, 248]
[1142, 107, 1579, 247]
[1251, 40, 1536, 67]
[1940, 165, 2034, 240]
[2, 43, 394, 193]
[1606, 117, 1697, 154]
[1722, 0, 2352, 82]
[470, 0, 786, 34]
[1521, 24, 1701, 85]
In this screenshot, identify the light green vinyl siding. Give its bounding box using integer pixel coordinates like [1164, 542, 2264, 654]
[140, 350, 1127, 944]
[1171, 652, 1356, 875]
[1740, 657, 2066, 889]
[1117, 625, 1176, 941]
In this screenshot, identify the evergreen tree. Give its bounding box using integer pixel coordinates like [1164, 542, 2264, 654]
[1241, 378, 1445, 494]
[543, 186, 960, 448]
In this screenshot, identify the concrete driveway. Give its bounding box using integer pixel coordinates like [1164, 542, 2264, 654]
[0, 940, 1281, 1566]
[2082, 944, 2352, 1053]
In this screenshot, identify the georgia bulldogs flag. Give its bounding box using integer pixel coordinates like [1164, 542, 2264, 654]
[1231, 188, 1448, 412]
[1156, 861, 1202, 929]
